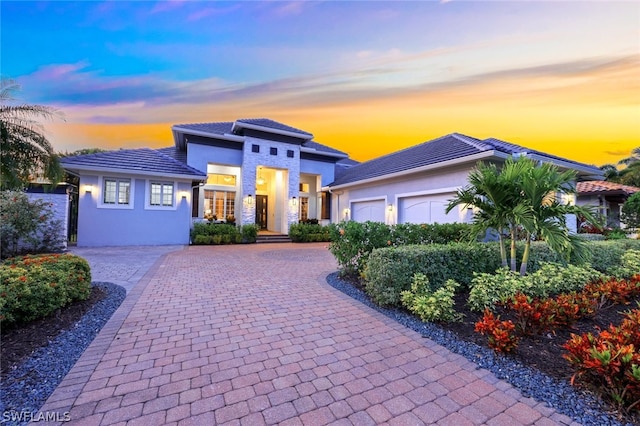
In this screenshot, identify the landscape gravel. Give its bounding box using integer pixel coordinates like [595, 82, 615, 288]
[326, 272, 633, 426]
[0, 282, 126, 426]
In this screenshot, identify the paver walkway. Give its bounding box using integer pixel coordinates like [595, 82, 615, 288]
[39, 243, 575, 425]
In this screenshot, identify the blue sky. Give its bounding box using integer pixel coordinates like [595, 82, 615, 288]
[2, 1, 639, 164]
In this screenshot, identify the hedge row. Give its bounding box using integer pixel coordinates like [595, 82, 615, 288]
[289, 223, 331, 242]
[328, 221, 474, 276]
[363, 240, 640, 307]
[0, 253, 91, 325]
[191, 223, 259, 245]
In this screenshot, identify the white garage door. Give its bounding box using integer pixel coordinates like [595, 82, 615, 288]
[399, 193, 460, 224]
[352, 200, 385, 223]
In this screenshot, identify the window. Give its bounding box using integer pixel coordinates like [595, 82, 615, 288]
[252, 144, 260, 153]
[299, 183, 310, 192]
[204, 190, 235, 220]
[287, 150, 294, 158]
[299, 197, 309, 221]
[206, 173, 236, 186]
[150, 182, 174, 207]
[103, 178, 131, 206]
[270, 147, 278, 156]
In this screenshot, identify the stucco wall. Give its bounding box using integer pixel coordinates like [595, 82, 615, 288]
[77, 174, 193, 246]
[187, 143, 242, 171]
[300, 159, 336, 187]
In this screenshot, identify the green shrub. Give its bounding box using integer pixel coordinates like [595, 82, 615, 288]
[1, 253, 91, 325]
[400, 274, 461, 322]
[583, 240, 640, 274]
[328, 221, 473, 276]
[190, 222, 257, 244]
[468, 263, 604, 312]
[364, 243, 502, 306]
[240, 224, 259, 243]
[467, 268, 527, 312]
[289, 223, 331, 242]
[609, 249, 640, 279]
[0, 190, 65, 259]
[526, 263, 604, 298]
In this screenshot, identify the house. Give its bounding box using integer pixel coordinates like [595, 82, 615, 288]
[576, 181, 640, 228]
[61, 118, 348, 246]
[61, 120, 603, 247]
[327, 133, 603, 229]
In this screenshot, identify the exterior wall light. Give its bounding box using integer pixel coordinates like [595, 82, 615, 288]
[388, 203, 393, 212]
[291, 196, 298, 207]
[246, 194, 253, 205]
[83, 184, 93, 194]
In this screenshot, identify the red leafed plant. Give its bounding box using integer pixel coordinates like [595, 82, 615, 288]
[505, 293, 556, 336]
[563, 306, 640, 412]
[474, 309, 520, 353]
[583, 277, 640, 310]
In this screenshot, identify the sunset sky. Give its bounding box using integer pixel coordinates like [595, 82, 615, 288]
[2, 1, 639, 166]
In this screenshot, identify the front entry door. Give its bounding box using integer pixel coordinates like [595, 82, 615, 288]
[256, 195, 268, 230]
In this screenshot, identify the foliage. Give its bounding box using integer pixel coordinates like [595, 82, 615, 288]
[468, 263, 603, 312]
[400, 274, 461, 322]
[622, 192, 640, 231]
[289, 223, 331, 242]
[0, 253, 91, 325]
[609, 250, 640, 279]
[0, 78, 64, 189]
[601, 147, 640, 187]
[563, 306, 640, 412]
[584, 240, 640, 274]
[240, 224, 259, 243]
[327, 221, 473, 276]
[190, 222, 256, 245]
[364, 243, 501, 306]
[474, 309, 519, 353]
[447, 156, 596, 275]
[0, 190, 65, 259]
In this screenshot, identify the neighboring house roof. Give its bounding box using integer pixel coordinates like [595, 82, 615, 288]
[60, 148, 207, 180]
[576, 181, 640, 196]
[329, 132, 603, 188]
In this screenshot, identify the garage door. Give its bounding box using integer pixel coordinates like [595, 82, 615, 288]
[352, 200, 385, 223]
[399, 193, 460, 224]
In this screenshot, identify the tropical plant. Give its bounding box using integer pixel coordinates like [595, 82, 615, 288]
[0, 78, 64, 189]
[600, 147, 640, 187]
[621, 192, 640, 231]
[447, 157, 597, 275]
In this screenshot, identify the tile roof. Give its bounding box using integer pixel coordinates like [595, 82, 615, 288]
[576, 181, 640, 195]
[302, 140, 348, 157]
[235, 118, 313, 138]
[172, 121, 234, 135]
[60, 148, 206, 179]
[329, 133, 484, 186]
[157, 146, 187, 164]
[329, 132, 603, 187]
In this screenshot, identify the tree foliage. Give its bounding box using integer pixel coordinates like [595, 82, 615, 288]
[600, 147, 640, 187]
[621, 192, 640, 231]
[0, 78, 64, 189]
[447, 157, 597, 275]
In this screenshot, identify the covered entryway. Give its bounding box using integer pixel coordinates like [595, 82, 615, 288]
[398, 193, 460, 224]
[352, 199, 385, 223]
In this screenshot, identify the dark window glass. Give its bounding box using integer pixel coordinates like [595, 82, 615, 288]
[287, 150, 294, 158]
[252, 144, 260, 153]
[270, 147, 277, 156]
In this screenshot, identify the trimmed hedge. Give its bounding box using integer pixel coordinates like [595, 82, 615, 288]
[364, 243, 501, 306]
[328, 221, 473, 276]
[0, 253, 91, 325]
[584, 240, 640, 274]
[289, 223, 331, 242]
[190, 223, 259, 245]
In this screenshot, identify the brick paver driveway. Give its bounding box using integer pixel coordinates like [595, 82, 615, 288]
[40, 243, 571, 425]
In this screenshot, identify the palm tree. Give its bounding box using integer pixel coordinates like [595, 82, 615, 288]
[516, 160, 596, 275]
[449, 156, 596, 275]
[446, 159, 527, 269]
[0, 78, 64, 189]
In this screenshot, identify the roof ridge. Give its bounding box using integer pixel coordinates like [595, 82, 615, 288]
[451, 132, 492, 151]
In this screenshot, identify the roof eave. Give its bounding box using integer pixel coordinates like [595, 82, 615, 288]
[526, 153, 603, 179]
[172, 126, 245, 147]
[62, 164, 207, 181]
[300, 146, 348, 159]
[232, 121, 312, 140]
[329, 150, 499, 190]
